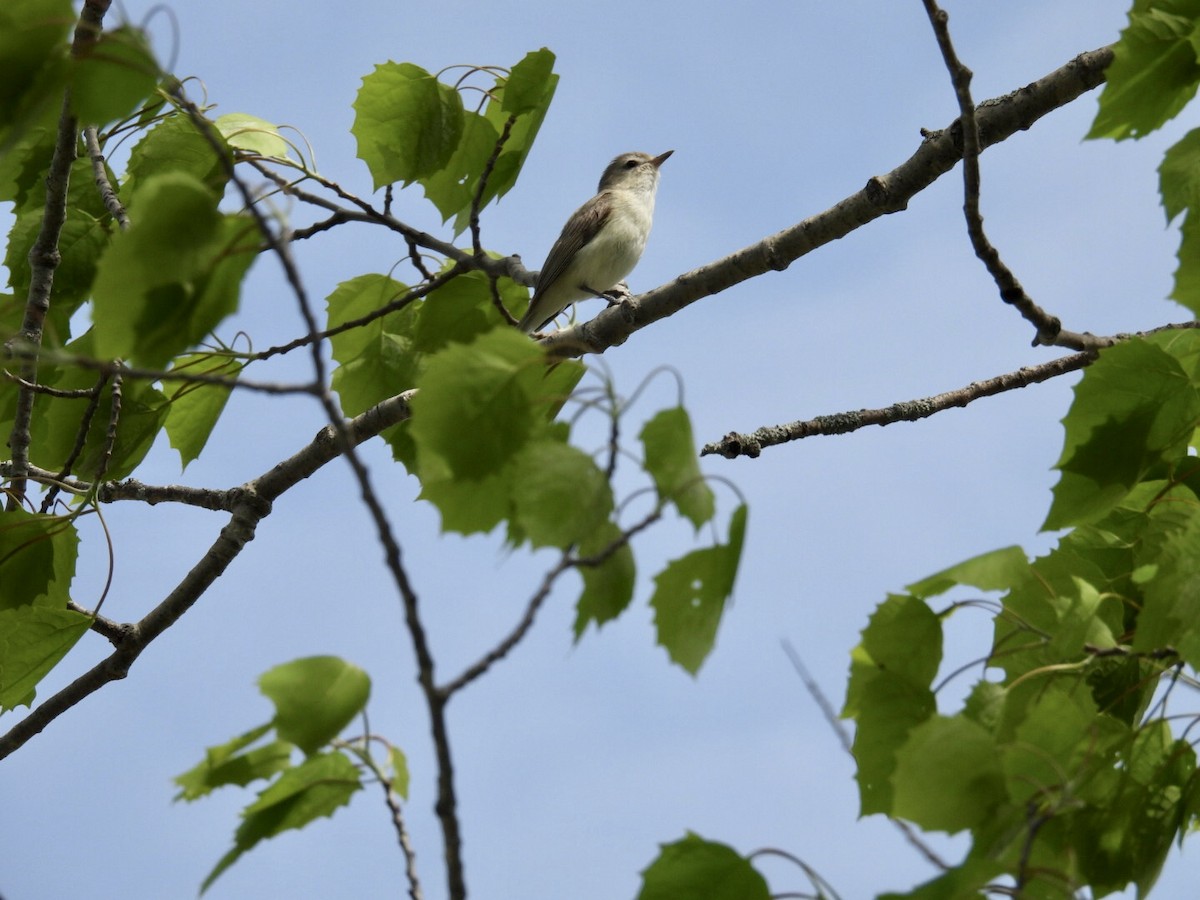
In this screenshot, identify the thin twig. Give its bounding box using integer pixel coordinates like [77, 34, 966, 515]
[184, 92, 470, 900]
[920, 0, 1086, 349]
[38, 372, 110, 512]
[469, 114, 516, 256]
[83, 125, 130, 229]
[703, 350, 1096, 458]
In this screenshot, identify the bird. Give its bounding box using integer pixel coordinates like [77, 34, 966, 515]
[518, 150, 673, 333]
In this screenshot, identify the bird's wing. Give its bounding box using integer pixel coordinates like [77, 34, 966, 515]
[535, 191, 612, 296]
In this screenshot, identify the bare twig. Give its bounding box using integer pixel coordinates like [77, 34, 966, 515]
[703, 350, 1095, 459]
[439, 508, 663, 699]
[540, 46, 1114, 359]
[469, 114, 516, 256]
[920, 1, 1086, 349]
[83, 125, 130, 230]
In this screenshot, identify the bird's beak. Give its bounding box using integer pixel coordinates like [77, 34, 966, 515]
[651, 150, 674, 168]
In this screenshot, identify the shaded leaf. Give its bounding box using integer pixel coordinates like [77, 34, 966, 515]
[163, 353, 242, 469]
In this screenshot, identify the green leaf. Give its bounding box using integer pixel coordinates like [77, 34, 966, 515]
[174, 723, 293, 801]
[843, 594, 942, 814]
[412, 270, 506, 351]
[502, 48, 557, 115]
[387, 746, 410, 800]
[650, 505, 747, 674]
[124, 112, 231, 197]
[0, 605, 91, 711]
[1088, 1, 1200, 140]
[5, 205, 109, 337]
[640, 407, 715, 529]
[1159, 127, 1200, 222]
[92, 173, 258, 367]
[891, 715, 1005, 832]
[906, 545, 1029, 599]
[418, 463, 512, 535]
[69, 26, 159, 127]
[1170, 206, 1200, 314]
[419, 108, 500, 226]
[352, 61, 464, 190]
[200, 751, 361, 894]
[0, 508, 58, 609]
[511, 441, 613, 548]
[163, 353, 242, 470]
[999, 684, 1115, 806]
[258, 657, 371, 756]
[409, 327, 546, 481]
[0, 0, 72, 145]
[215, 112, 290, 159]
[326, 274, 422, 417]
[637, 833, 769, 900]
[1134, 504, 1200, 666]
[1044, 338, 1200, 530]
[877, 859, 1004, 900]
[573, 520, 637, 639]
[419, 50, 557, 233]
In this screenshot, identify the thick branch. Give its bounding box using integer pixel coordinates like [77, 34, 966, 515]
[539, 46, 1114, 359]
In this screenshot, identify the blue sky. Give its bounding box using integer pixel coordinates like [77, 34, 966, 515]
[2, 1, 1192, 898]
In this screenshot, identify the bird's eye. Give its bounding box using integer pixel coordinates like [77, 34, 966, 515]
[623, 158, 639, 169]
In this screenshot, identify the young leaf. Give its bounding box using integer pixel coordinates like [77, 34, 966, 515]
[352, 62, 464, 189]
[905, 545, 1029, 599]
[69, 26, 159, 127]
[124, 113, 232, 197]
[215, 112, 290, 160]
[200, 751, 361, 894]
[1044, 338, 1200, 530]
[0, 605, 91, 711]
[163, 353, 243, 470]
[640, 406, 715, 529]
[649, 505, 747, 674]
[387, 746, 410, 800]
[1088, 2, 1200, 141]
[174, 723, 292, 801]
[501, 48, 557, 116]
[258, 657, 371, 756]
[637, 832, 769, 900]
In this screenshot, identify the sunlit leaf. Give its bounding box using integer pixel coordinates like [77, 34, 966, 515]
[258, 656, 371, 756]
[637, 832, 769, 900]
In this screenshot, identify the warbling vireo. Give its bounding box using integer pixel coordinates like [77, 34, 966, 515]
[518, 150, 673, 333]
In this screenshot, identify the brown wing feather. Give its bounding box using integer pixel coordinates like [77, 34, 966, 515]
[535, 191, 612, 296]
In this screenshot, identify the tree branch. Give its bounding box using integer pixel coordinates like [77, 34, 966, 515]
[703, 351, 1095, 459]
[539, 46, 1114, 359]
[4, 0, 112, 507]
